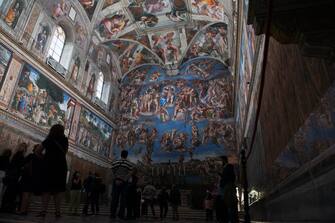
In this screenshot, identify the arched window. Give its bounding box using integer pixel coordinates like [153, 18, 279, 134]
[95, 72, 104, 100]
[47, 26, 66, 62]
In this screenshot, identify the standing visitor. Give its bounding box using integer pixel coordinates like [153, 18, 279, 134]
[38, 124, 68, 218]
[91, 173, 104, 215]
[82, 172, 94, 215]
[0, 149, 12, 207]
[126, 168, 138, 219]
[170, 184, 181, 221]
[135, 187, 142, 218]
[1, 143, 27, 213]
[158, 186, 169, 219]
[141, 182, 156, 218]
[110, 150, 134, 219]
[68, 171, 82, 215]
[218, 156, 238, 223]
[17, 144, 44, 215]
[204, 190, 214, 221]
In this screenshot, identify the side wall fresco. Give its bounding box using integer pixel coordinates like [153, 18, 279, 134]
[0, 40, 114, 164]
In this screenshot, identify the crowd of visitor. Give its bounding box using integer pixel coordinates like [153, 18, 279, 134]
[0, 124, 238, 222]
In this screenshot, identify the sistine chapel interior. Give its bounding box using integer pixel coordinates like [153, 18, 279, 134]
[0, 0, 334, 222]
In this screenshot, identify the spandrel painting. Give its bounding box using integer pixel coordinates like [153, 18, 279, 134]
[77, 108, 113, 158]
[183, 23, 228, 64]
[103, 40, 161, 74]
[78, 0, 99, 19]
[0, 43, 12, 88]
[10, 64, 75, 136]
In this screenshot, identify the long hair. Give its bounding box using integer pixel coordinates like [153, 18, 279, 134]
[48, 124, 65, 139]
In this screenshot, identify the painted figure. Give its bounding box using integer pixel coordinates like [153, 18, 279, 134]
[99, 14, 128, 38]
[5, 1, 23, 28]
[35, 26, 49, 53]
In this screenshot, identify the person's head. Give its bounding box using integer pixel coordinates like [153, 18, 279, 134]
[121, 150, 128, 159]
[1, 149, 12, 157]
[33, 144, 43, 155]
[220, 155, 228, 165]
[48, 124, 65, 139]
[73, 171, 80, 178]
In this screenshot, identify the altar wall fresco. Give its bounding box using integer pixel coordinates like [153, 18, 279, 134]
[114, 57, 235, 164]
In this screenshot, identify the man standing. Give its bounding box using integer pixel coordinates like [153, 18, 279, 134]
[218, 156, 238, 223]
[110, 150, 133, 219]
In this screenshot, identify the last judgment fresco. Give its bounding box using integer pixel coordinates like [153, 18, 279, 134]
[113, 57, 235, 164]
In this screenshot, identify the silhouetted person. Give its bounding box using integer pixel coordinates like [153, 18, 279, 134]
[126, 168, 138, 219]
[38, 124, 68, 218]
[170, 184, 181, 221]
[68, 171, 82, 215]
[218, 156, 238, 223]
[18, 144, 44, 215]
[110, 150, 133, 219]
[0, 149, 12, 207]
[158, 187, 169, 219]
[204, 190, 214, 221]
[1, 143, 27, 213]
[135, 187, 142, 218]
[91, 173, 104, 215]
[142, 183, 156, 218]
[82, 172, 94, 215]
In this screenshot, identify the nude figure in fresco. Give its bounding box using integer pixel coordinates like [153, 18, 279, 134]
[100, 14, 127, 38]
[53, 1, 66, 19]
[159, 106, 169, 122]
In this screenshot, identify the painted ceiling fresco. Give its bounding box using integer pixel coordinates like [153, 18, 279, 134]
[74, 0, 234, 163]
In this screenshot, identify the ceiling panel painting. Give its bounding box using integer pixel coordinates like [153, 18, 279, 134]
[128, 0, 188, 29]
[191, 0, 225, 21]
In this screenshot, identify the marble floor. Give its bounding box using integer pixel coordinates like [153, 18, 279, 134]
[0, 214, 208, 223]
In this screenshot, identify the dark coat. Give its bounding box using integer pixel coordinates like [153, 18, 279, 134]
[170, 188, 181, 206]
[42, 136, 68, 193]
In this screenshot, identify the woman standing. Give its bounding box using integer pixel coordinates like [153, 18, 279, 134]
[17, 144, 44, 215]
[38, 124, 68, 217]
